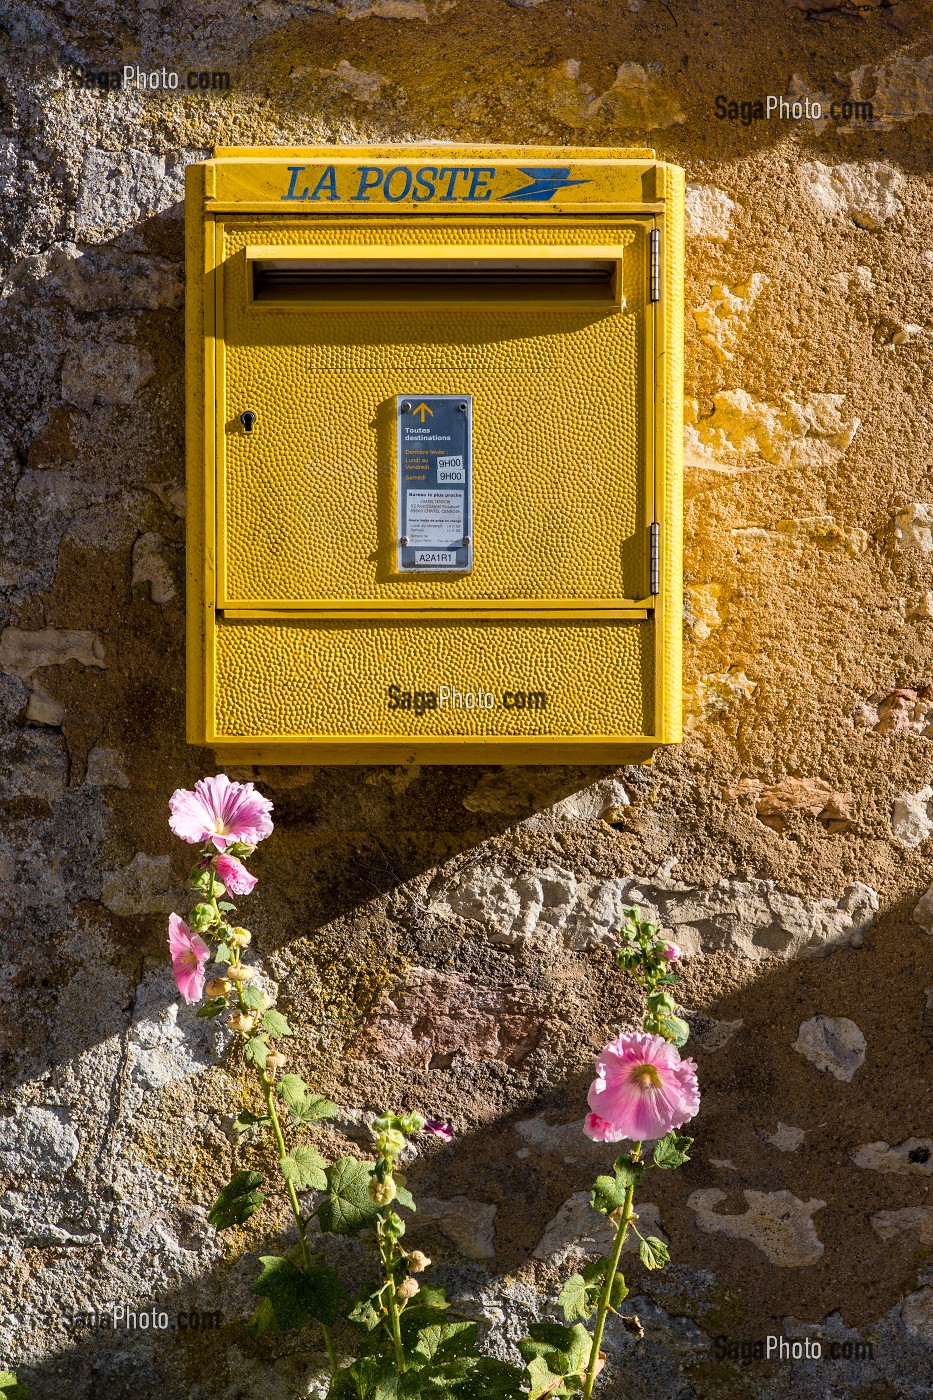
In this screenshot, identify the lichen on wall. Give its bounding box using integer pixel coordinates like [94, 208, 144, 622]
[1, 1, 933, 1397]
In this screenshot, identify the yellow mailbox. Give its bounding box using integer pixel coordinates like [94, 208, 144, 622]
[185, 145, 683, 765]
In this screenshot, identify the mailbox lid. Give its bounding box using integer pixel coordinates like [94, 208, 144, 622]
[217, 218, 655, 609]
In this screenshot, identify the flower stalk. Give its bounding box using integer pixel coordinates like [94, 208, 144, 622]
[581, 1158, 639, 1400]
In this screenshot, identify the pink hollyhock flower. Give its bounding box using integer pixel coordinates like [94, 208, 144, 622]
[423, 1120, 453, 1142]
[213, 853, 258, 896]
[169, 774, 273, 851]
[584, 1031, 699, 1144]
[662, 942, 682, 962]
[168, 913, 210, 1004]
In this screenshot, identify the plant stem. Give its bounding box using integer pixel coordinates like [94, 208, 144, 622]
[259, 1059, 338, 1376]
[379, 1219, 406, 1373]
[581, 1180, 636, 1400]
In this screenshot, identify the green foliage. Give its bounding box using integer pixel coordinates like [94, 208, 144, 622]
[316, 1157, 380, 1236]
[652, 1132, 693, 1170]
[558, 1256, 628, 1323]
[277, 1073, 310, 1108]
[214, 941, 232, 964]
[329, 1356, 401, 1399]
[241, 984, 266, 1011]
[262, 1008, 293, 1037]
[232, 1108, 270, 1135]
[591, 1153, 643, 1216]
[519, 1322, 591, 1398]
[252, 1253, 344, 1330]
[196, 996, 227, 1019]
[207, 1169, 264, 1229]
[638, 1236, 670, 1270]
[244, 1034, 269, 1069]
[283, 1093, 337, 1128]
[281, 1144, 329, 1192]
[0, 1373, 29, 1400]
[659, 1014, 690, 1047]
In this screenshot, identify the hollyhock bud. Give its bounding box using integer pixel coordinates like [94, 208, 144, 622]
[408, 1250, 431, 1273]
[204, 977, 232, 1000]
[368, 1177, 397, 1206]
[227, 964, 257, 984]
[662, 942, 682, 962]
[190, 903, 215, 932]
[265, 1050, 287, 1073]
[228, 1011, 256, 1034]
[213, 854, 257, 897]
[229, 926, 252, 948]
[397, 1278, 420, 1301]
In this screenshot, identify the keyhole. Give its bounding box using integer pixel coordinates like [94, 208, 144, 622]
[240, 411, 257, 434]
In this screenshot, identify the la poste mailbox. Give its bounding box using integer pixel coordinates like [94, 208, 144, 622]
[185, 145, 684, 764]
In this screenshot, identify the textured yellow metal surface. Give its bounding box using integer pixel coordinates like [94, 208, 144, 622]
[215, 618, 651, 738]
[220, 219, 647, 606]
[185, 145, 684, 764]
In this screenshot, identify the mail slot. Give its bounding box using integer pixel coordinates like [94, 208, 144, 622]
[185, 144, 684, 764]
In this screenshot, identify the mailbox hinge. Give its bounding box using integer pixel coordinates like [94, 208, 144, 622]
[649, 521, 660, 595]
[649, 229, 660, 303]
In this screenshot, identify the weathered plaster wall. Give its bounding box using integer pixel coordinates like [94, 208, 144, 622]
[2, 2, 933, 1396]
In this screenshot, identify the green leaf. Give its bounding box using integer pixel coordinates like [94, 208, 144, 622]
[411, 1320, 479, 1364]
[652, 1132, 693, 1170]
[207, 1169, 264, 1230]
[608, 1271, 629, 1307]
[246, 1294, 276, 1340]
[217, 900, 236, 911]
[329, 1357, 400, 1400]
[557, 1273, 595, 1323]
[289, 1093, 337, 1126]
[660, 1014, 690, 1047]
[241, 984, 265, 1011]
[348, 1282, 386, 1331]
[316, 1157, 379, 1235]
[196, 997, 227, 1019]
[395, 1184, 416, 1211]
[454, 1359, 527, 1399]
[277, 1073, 309, 1108]
[591, 1154, 643, 1216]
[232, 1108, 271, 1135]
[262, 1008, 293, 1037]
[519, 1322, 591, 1398]
[214, 942, 232, 964]
[638, 1235, 670, 1270]
[0, 1374, 29, 1400]
[281, 1144, 328, 1192]
[244, 1034, 269, 1068]
[252, 1253, 344, 1329]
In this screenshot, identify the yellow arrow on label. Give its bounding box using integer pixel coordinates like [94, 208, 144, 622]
[413, 403, 434, 422]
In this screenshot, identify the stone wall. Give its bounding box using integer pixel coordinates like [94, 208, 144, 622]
[2, 2, 933, 1396]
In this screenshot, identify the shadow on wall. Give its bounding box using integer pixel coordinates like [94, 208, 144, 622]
[5, 865, 933, 1399]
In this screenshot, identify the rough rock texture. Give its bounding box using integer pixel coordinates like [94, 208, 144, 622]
[792, 1014, 868, 1082]
[686, 1188, 827, 1267]
[2, 2, 933, 1397]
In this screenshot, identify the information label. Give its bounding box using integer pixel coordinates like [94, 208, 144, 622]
[397, 395, 473, 572]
